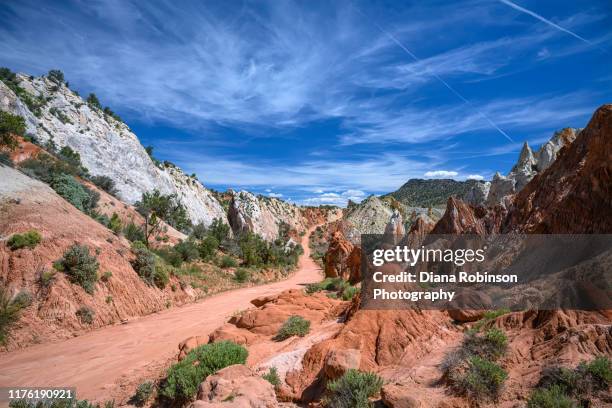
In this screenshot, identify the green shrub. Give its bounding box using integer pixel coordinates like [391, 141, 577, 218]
[209, 218, 230, 243]
[38, 269, 57, 287]
[341, 285, 360, 301]
[12, 291, 32, 309]
[324, 369, 383, 408]
[132, 381, 154, 406]
[306, 277, 347, 294]
[108, 213, 122, 234]
[0, 110, 25, 150]
[161, 341, 248, 402]
[76, 306, 95, 324]
[457, 356, 507, 401]
[527, 384, 574, 408]
[198, 235, 219, 260]
[101, 271, 112, 282]
[154, 246, 183, 267]
[7, 230, 42, 250]
[219, 255, 238, 268]
[174, 240, 199, 263]
[131, 247, 156, 284]
[123, 222, 145, 242]
[47, 69, 65, 84]
[90, 175, 117, 196]
[87, 93, 101, 109]
[50, 174, 99, 213]
[0, 151, 13, 167]
[263, 367, 281, 389]
[275, 316, 310, 341]
[0, 287, 27, 344]
[583, 356, 611, 389]
[234, 268, 250, 283]
[56, 245, 99, 294]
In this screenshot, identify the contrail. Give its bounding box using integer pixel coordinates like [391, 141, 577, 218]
[499, 0, 594, 46]
[361, 14, 515, 143]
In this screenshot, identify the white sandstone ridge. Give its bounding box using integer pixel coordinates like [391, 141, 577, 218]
[0, 73, 226, 227]
[228, 190, 307, 241]
[465, 128, 580, 207]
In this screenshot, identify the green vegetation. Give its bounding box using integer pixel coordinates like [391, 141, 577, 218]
[9, 399, 115, 408]
[263, 367, 281, 389]
[382, 178, 484, 208]
[0, 67, 47, 117]
[49, 107, 72, 124]
[76, 306, 95, 324]
[55, 244, 99, 294]
[90, 175, 118, 196]
[468, 308, 511, 333]
[306, 277, 358, 301]
[444, 328, 509, 402]
[0, 287, 29, 344]
[341, 285, 360, 301]
[275, 315, 310, 341]
[324, 369, 383, 408]
[527, 384, 574, 408]
[123, 222, 145, 243]
[86, 93, 101, 110]
[7, 230, 42, 250]
[108, 213, 122, 234]
[131, 381, 154, 407]
[50, 173, 99, 213]
[131, 246, 168, 288]
[198, 235, 219, 260]
[38, 269, 57, 288]
[0, 110, 26, 149]
[529, 356, 611, 405]
[219, 254, 238, 268]
[233, 268, 250, 283]
[161, 341, 247, 402]
[47, 69, 65, 85]
[136, 189, 191, 245]
[101, 271, 113, 282]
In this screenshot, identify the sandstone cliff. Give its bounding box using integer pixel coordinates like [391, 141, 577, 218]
[0, 74, 226, 227]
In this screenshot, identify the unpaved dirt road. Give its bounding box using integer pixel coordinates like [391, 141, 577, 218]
[0, 228, 323, 402]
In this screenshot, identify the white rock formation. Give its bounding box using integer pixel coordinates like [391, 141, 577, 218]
[0, 73, 226, 227]
[228, 190, 306, 241]
[464, 129, 579, 207]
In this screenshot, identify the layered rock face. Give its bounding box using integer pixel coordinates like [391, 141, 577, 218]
[228, 190, 308, 241]
[505, 105, 612, 233]
[324, 231, 361, 283]
[0, 74, 226, 227]
[465, 128, 579, 207]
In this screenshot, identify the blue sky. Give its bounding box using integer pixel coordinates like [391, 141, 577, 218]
[1, 0, 611, 205]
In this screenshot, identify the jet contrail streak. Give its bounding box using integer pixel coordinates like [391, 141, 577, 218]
[363, 15, 515, 143]
[499, 0, 594, 46]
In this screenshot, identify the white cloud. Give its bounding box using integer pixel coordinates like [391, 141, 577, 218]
[268, 192, 283, 198]
[302, 189, 367, 206]
[424, 170, 458, 178]
[466, 174, 484, 180]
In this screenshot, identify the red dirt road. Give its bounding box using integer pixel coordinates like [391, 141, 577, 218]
[0, 229, 323, 402]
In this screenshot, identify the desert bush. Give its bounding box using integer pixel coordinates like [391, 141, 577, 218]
[324, 369, 383, 408]
[527, 384, 574, 408]
[453, 356, 507, 401]
[233, 268, 250, 283]
[56, 245, 99, 294]
[47, 69, 65, 84]
[306, 277, 347, 294]
[263, 367, 281, 389]
[275, 315, 310, 341]
[219, 255, 238, 268]
[101, 271, 113, 282]
[0, 111, 25, 149]
[161, 341, 247, 402]
[0, 287, 28, 344]
[50, 174, 99, 213]
[12, 291, 32, 309]
[583, 356, 611, 389]
[538, 356, 611, 398]
[87, 93, 101, 110]
[76, 306, 95, 324]
[209, 218, 230, 243]
[190, 222, 208, 240]
[136, 189, 191, 237]
[56, 146, 88, 176]
[198, 235, 219, 260]
[154, 246, 183, 268]
[123, 222, 145, 242]
[131, 247, 156, 283]
[132, 381, 154, 406]
[38, 268, 57, 287]
[108, 213, 122, 234]
[341, 285, 360, 301]
[90, 175, 118, 196]
[7, 230, 42, 250]
[174, 240, 199, 263]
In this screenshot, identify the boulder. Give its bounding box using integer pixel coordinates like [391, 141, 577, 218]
[323, 348, 361, 379]
[324, 231, 361, 283]
[381, 384, 421, 408]
[447, 290, 493, 322]
[191, 364, 278, 408]
[178, 335, 209, 360]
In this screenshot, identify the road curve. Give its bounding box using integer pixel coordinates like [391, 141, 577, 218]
[0, 227, 323, 401]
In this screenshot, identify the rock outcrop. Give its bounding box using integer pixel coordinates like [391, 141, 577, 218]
[505, 105, 611, 233]
[0, 74, 226, 227]
[228, 190, 307, 241]
[191, 364, 279, 408]
[323, 231, 361, 283]
[465, 128, 579, 207]
[343, 195, 393, 236]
